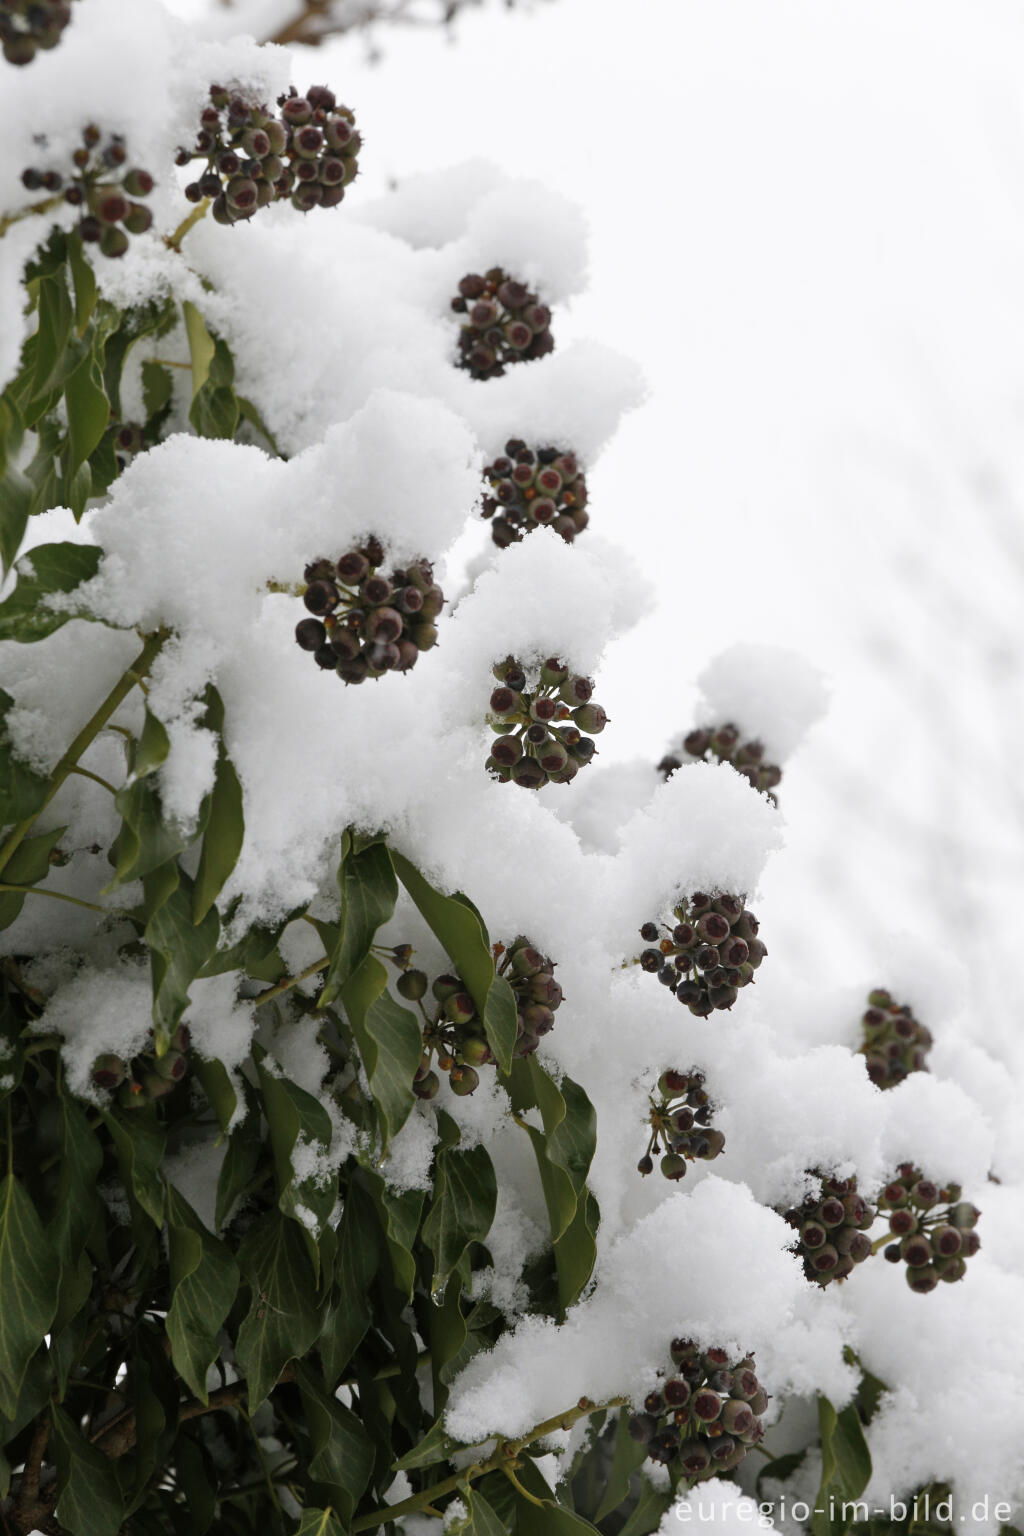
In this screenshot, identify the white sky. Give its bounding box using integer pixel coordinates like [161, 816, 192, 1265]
[172, 0, 1024, 1054]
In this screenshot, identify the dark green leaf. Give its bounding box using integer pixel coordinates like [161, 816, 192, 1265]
[50, 1090, 102, 1262]
[256, 1054, 336, 1241]
[365, 1175, 424, 1301]
[294, 1511, 346, 1536]
[193, 1054, 239, 1136]
[145, 868, 220, 1049]
[235, 1208, 322, 1411]
[390, 849, 517, 1071]
[512, 1458, 600, 1536]
[614, 1477, 675, 1536]
[67, 230, 97, 336]
[813, 1396, 873, 1536]
[0, 687, 49, 827]
[0, 1175, 59, 1418]
[31, 269, 73, 398]
[466, 1487, 509, 1536]
[296, 1361, 374, 1523]
[64, 351, 109, 481]
[141, 359, 173, 419]
[215, 1113, 262, 1231]
[339, 953, 420, 1144]
[50, 1402, 124, 1536]
[393, 1413, 460, 1471]
[594, 1408, 650, 1523]
[102, 1106, 166, 1228]
[422, 1110, 497, 1293]
[320, 1180, 378, 1384]
[193, 727, 244, 922]
[0, 542, 102, 643]
[321, 832, 398, 1008]
[173, 1432, 216, 1534]
[756, 1447, 808, 1496]
[166, 1187, 241, 1401]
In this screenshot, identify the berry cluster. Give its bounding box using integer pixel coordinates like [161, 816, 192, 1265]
[658, 724, 782, 803]
[91, 1025, 191, 1108]
[879, 1165, 980, 1293]
[481, 439, 588, 547]
[627, 1341, 769, 1485]
[782, 1174, 875, 1287]
[295, 538, 443, 684]
[402, 936, 562, 1098]
[638, 893, 764, 1016]
[1, 0, 72, 65]
[21, 127, 153, 259]
[637, 1069, 725, 1181]
[858, 988, 932, 1089]
[451, 270, 554, 378]
[486, 656, 607, 789]
[176, 83, 360, 223]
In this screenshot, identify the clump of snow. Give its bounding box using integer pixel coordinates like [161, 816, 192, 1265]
[381, 1105, 440, 1194]
[444, 1178, 857, 1444]
[686, 644, 830, 764]
[33, 959, 155, 1102]
[875, 1071, 993, 1192]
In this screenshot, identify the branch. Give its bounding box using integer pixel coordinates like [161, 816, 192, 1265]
[0, 629, 167, 881]
[351, 1395, 629, 1532]
[164, 198, 210, 253]
[0, 192, 65, 241]
[252, 955, 330, 1009]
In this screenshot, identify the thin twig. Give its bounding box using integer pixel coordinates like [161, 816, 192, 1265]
[252, 955, 330, 1008]
[164, 198, 210, 253]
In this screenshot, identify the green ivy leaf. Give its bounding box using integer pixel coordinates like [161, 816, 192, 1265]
[192, 687, 244, 923]
[614, 1477, 675, 1536]
[320, 832, 398, 1008]
[50, 1090, 102, 1263]
[0, 542, 103, 643]
[141, 359, 173, 420]
[50, 1402, 124, 1536]
[812, 1395, 873, 1536]
[102, 1106, 166, 1229]
[511, 1458, 600, 1536]
[390, 850, 517, 1072]
[192, 1054, 239, 1137]
[144, 867, 220, 1049]
[0, 687, 49, 828]
[183, 300, 216, 396]
[295, 1361, 374, 1523]
[64, 350, 109, 485]
[339, 953, 420, 1145]
[165, 1187, 241, 1402]
[256, 1054, 336, 1245]
[319, 1179, 378, 1384]
[294, 1511, 347, 1536]
[364, 1174, 424, 1302]
[214, 1113, 262, 1231]
[235, 1208, 323, 1411]
[31, 268, 74, 399]
[466, 1486, 509, 1536]
[422, 1110, 497, 1294]
[67, 230, 97, 337]
[393, 1413, 461, 1472]
[0, 1175, 60, 1418]
[507, 1057, 598, 1311]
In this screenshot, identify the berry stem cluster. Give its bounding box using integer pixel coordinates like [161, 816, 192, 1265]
[487, 656, 607, 789]
[295, 539, 442, 684]
[482, 439, 588, 547]
[637, 1069, 725, 1181]
[879, 1166, 981, 1292]
[627, 1341, 769, 1485]
[638, 893, 764, 1016]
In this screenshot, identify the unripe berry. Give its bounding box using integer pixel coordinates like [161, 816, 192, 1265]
[449, 1065, 480, 1096]
[396, 969, 428, 1001]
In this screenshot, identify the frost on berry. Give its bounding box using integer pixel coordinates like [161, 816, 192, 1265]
[20, 126, 153, 259]
[399, 935, 562, 1094]
[636, 892, 763, 1016]
[451, 269, 555, 379]
[295, 542, 442, 683]
[0, 0, 73, 65]
[638, 1068, 725, 1181]
[658, 722, 783, 804]
[178, 83, 361, 224]
[781, 1172, 876, 1287]
[630, 1343, 768, 1486]
[857, 988, 933, 1089]
[481, 439, 589, 546]
[878, 1164, 980, 1293]
[486, 656, 606, 789]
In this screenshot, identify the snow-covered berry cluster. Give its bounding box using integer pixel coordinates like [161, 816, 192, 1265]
[638, 893, 764, 1016]
[21, 126, 153, 258]
[403, 936, 562, 1097]
[90, 1026, 191, 1107]
[451, 269, 554, 378]
[481, 439, 589, 547]
[177, 83, 360, 223]
[858, 988, 932, 1089]
[637, 1068, 725, 1181]
[295, 539, 443, 684]
[782, 1173, 875, 1287]
[0, 0, 72, 65]
[486, 656, 607, 788]
[659, 724, 783, 803]
[879, 1165, 981, 1294]
[627, 1341, 769, 1485]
